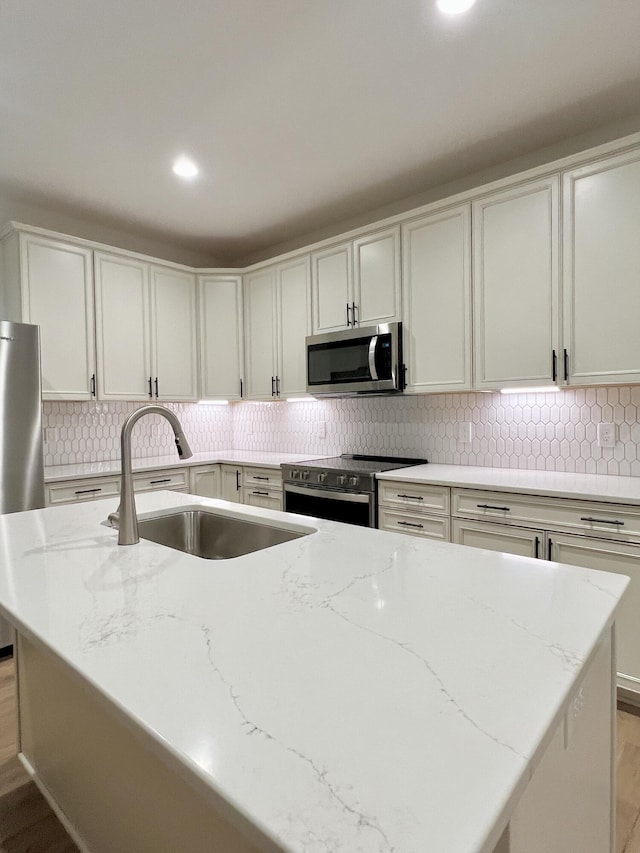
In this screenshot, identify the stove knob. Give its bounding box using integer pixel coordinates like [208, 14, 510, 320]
[337, 474, 347, 486]
[317, 472, 327, 483]
[291, 469, 299, 480]
[348, 476, 359, 487]
[300, 470, 309, 481]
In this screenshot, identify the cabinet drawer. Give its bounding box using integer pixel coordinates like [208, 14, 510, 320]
[244, 489, 283, 511]
[378, 480, 449, 514]
[452, 488, 640, 541]
[378, 507, 450, 541]
[132, 469, 188, 493]
[243, 467, 282, 491]
[452, 518, 543, 559]
[46, 476, 120, 506]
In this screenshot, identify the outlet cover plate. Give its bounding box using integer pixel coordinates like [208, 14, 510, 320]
[597, 422, 616, 448]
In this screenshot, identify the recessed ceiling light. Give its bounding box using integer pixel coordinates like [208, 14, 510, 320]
[436, 0, 477, 14]
[172, 156, 199, 179]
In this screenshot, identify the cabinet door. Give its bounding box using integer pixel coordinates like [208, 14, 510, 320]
[402, 205, 472, 393]
[353, 227, 401, 327]
[20, 234, 96, 400]
[549, 532, 640, 698]
[198, 276, 243, 400]
[220, 465, 243, 502]
[311, 242, 352, 333]
[94, 252, 151, 401]
[244, 268, 277, 400]
[277, 257, 311, 398]
[473, 177, 559, 389]
[189, 465, 221, 498]
[563, 150, 640, 385]
[244, 490, 282, 511]
[150, 267, 198, 401]
[452, 518, 544, 559]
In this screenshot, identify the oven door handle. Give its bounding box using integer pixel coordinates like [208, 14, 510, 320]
[284, 483, 371, 504]
[368, 335, 379, 381]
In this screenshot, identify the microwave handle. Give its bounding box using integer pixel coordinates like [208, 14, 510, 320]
[368, 335, 379, 381]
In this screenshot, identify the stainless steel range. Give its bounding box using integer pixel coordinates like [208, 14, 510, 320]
[282, 455, 427, 528]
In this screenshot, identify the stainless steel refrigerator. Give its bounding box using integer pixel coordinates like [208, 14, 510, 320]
[0, 320, 45, 651]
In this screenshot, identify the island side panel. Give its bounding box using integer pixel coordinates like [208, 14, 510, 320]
[507, 625, 615, 853]
[16, 634, 273, 853]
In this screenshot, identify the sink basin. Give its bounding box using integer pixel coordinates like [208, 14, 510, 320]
[137, 508, 312, 559]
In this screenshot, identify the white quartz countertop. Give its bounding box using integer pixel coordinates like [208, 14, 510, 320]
[378, 463, 640, 505]
[0, 492, 627, 852]
[44, 450, 324, 483]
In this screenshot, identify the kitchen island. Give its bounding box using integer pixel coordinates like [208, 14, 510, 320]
[0, 491, 628, 853]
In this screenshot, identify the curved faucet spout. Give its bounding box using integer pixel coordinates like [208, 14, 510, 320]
[113, 405, 193, 545]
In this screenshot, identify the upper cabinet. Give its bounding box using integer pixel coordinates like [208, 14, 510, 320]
[563, 149, 640, 386]
[402, 205, 472, 393]
[244, 257, 311, 400]
[198, 275, 244, 401]
[472, 177, 560, 390]
[1, 232, 96, 400]
[94, 254, 198, 401]
[311, 227, 401, 334]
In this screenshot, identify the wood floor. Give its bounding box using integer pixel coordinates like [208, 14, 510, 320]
[1, 657, 640, 853]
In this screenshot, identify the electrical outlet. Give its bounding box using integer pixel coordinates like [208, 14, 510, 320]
[317, 421, 326, 439]
[597, 422, 616, 447]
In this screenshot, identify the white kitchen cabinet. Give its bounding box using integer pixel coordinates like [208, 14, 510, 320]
[377, 480, 450, 542]
[473, 177, 560, 390]
[244, 489, 283, 511]
[402, 205, 472, 393]
[132, 468, 189, 493]
[311, 228, 401, 334]
[452, 518, 544, 558]
[276, 257, 311, 398]
[563, 149, 640, 385]
[189, 464, 221, 498]
[198, 275, 244, 400]
[0, 231, 96, 400]
[46, 475, 120, 506]
[150, 266, 198, 401]
[221, 464, 243, 502]
[244, 267, 277, 400]
[94, 252, 151, 400]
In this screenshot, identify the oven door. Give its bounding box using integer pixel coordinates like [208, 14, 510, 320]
[284, 483, 374, 527]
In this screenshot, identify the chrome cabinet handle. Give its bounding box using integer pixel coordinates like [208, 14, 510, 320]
[580, 517, 624, 526]
[477, 504, 510, 511]
[149, 479, 171, 485]
[397, 521, 424, 529]
[75, 488, 102, 495]
[397, 494, 423, 500]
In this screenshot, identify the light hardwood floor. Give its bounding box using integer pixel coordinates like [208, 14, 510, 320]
[1, 656, 640, 852]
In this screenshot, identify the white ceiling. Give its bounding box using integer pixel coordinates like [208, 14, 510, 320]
[2, 0, 640, 264]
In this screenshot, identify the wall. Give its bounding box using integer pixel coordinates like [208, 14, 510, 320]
[44, 386, 640, 478]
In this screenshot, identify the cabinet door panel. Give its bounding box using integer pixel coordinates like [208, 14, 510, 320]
[563, 151, 640, 385]
[199, 276, 243, 400]
[473, 178, 559, 389]
[402, 205, 472, 392]
[549, 532, 640, 697]
[244, 269, 277, 400]
[189, 465, 221, 498]
[311, 243, 352, 333]
[21, 235, 95, 400]
[220, 465, 243, 502]
[94, 253, 150, 400]
[353, 227, 401, 326]
[452, 518, 543, 558]
[151, 267, 198, 401]
[277, 257, 311, 398]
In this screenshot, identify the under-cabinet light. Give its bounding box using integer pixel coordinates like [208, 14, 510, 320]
[500, 387, 560, 395]
[172, 156, 199, 179]
[197, 400, 229, 405]
[286, 397, 316, 403]
[436, 0, 477, 14]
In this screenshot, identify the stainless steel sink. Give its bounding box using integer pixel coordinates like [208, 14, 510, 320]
[137, 509, 311, 559]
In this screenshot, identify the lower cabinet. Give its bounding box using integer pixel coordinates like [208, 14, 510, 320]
[244, 490, 282, 511]
[132, 469, 188, 494]
[220, 465, 243, 502]
[46, 475, 120, 506]
[452, 518, 544, 559]
[242, 466, 283, 511]
[188, 464, 221, 499]
[377, 481, 450, 541]
[378, 506, 449, 541]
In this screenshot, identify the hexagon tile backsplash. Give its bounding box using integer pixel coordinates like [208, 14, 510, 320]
[44, 386, 640, 476]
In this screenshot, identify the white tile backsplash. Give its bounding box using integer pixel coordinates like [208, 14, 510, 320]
[44, 386, 640, 477]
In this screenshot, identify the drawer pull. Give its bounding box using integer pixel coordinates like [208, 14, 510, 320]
[477, 504, 511, 511]
[75, 488, 102, 495]
[580, 517, 624, 526]
[254, 476, 270, 481]
[397, 521, 424, 529]
[252, 490, 269, 496]
[149, 479, 172, 485]
[534, 536, 540, 559]
[397, 494, 423, 500]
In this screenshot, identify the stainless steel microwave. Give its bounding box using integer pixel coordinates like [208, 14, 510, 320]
[306, 322, 404, 396]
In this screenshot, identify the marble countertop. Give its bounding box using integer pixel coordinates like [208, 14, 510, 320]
[0, 491, 627, 852]
[44, 450, 325, 483]
[378, 463, 640, 505]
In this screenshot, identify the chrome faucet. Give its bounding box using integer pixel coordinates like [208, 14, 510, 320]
[109, 405, 193, 545]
